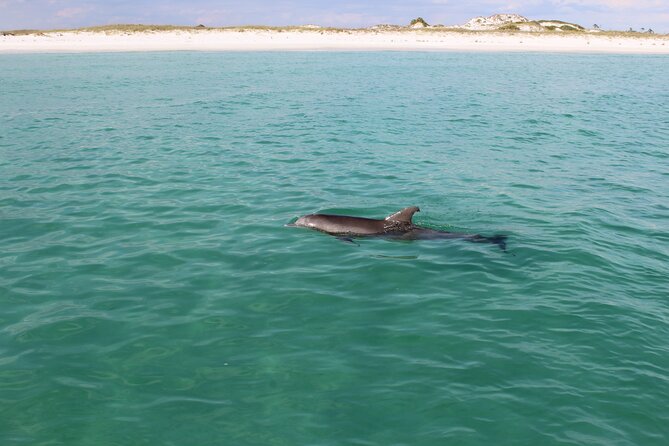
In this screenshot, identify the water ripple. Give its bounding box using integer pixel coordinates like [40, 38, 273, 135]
[0, 51, 668, 446]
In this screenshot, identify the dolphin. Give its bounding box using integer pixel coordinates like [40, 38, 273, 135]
[290, 206, 507, 251]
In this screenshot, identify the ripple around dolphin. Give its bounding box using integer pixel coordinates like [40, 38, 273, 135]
[1, 51, 669, 445]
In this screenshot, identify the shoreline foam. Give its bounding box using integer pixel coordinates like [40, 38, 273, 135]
[1, 29, 668, 54]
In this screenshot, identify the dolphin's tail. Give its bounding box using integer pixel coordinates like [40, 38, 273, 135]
[486, 235, 508, 251]
[470, 234, 508, 251]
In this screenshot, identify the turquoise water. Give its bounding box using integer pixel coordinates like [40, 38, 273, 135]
[1, 51, 668, 445]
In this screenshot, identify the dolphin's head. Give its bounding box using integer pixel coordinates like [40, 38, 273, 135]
[293, 215, 314, 228]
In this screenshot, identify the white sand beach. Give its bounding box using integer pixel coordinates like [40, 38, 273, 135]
[1, 29, 668, 54]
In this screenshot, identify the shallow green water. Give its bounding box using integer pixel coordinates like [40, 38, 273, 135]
[1, 52, 668, 445]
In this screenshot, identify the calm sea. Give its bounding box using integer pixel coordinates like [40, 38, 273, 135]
[1, 51, 668, 445]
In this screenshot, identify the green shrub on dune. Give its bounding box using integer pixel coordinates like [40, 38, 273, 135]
[409, 17, 429, 28]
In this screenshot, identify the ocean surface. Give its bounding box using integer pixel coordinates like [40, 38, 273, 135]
[1, 51, 668, 445]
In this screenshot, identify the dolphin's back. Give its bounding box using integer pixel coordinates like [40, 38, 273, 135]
[294, 214, 385, 235]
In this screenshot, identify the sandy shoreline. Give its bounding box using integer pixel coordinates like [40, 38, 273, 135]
[1, 29, 669, 54]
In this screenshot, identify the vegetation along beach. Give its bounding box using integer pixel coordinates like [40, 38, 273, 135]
[1, 3, 669, 446]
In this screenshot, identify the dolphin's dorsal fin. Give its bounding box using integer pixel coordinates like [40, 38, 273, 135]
[385, 206, 420, 224]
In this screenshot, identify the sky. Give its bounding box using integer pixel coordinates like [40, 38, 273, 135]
[1, 0, 668, 33]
